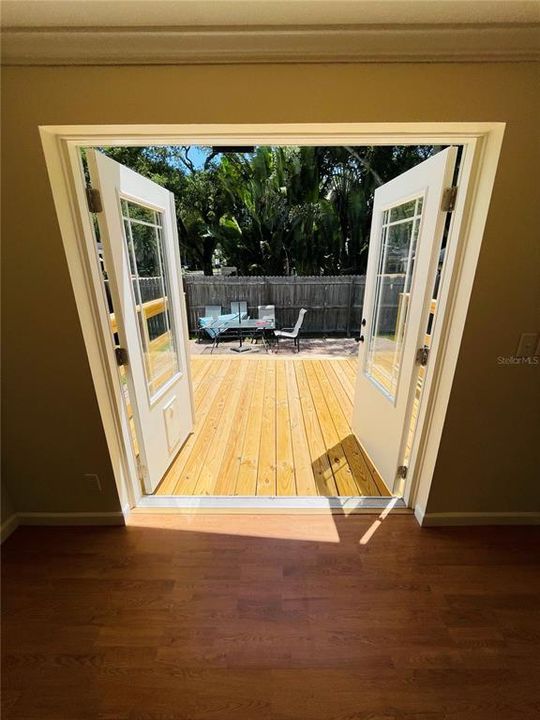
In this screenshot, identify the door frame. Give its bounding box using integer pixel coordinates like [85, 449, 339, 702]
[40, 123, 504, 521]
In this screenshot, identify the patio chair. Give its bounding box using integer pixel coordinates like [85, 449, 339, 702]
[258, 305, 276, 322]
[196, 305, 222, 343]
[205, 305, 221, 319]
[250, 305, 276, 349]
[197, 316, 223, 346]
[230, 301, 248, 319]
[274, 308, 308, 353]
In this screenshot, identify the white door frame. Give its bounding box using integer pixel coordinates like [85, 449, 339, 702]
[40, 123, 505, 522]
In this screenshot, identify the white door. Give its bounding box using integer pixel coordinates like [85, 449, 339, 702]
[352, 147, 457, 492]
[88, 150, 194, 493]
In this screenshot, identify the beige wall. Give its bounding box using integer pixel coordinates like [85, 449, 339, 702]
[2, 63, 539, 516]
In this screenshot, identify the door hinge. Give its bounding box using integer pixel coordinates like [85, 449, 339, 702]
[441, 186, 458, 212]
[397, 465, 408, 480]
[86, 185, 103, 213]
[114, 346, 129, 366]
[415, 345, 430, 367]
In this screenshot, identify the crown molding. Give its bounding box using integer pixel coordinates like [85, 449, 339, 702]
[2, 23, 539, 65]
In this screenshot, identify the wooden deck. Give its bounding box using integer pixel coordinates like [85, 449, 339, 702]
[156, 357, 391, 497]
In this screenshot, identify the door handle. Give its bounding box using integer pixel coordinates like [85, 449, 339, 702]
[115, 346, 129, 366]
[357, 318, 366, 342]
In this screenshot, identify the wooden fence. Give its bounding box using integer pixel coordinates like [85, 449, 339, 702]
[106, 274, 406, 336]
[182, 275, 406, 336]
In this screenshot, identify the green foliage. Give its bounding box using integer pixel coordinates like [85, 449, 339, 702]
[98, 144, 435, 276]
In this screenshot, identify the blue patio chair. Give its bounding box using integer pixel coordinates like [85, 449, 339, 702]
[196, 305, 222, 343]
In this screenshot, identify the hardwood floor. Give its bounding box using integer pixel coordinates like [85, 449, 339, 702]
[2, 515, 540, 719]
[156, 357, 390, 497]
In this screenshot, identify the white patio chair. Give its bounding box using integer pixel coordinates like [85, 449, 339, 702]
[274, 308, 308, 353]
[258, 305, 276, 322]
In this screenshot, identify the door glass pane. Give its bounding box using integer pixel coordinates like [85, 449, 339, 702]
[122, 200, 180, 400]
[365, 195, 424, 401]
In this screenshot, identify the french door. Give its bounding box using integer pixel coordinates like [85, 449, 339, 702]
[352, 147, 457, 493]
[87, 151, 193, 493]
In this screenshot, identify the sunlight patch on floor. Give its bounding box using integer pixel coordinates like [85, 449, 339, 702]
[128, 511, 342, 543]
[359, 496, 400, 544]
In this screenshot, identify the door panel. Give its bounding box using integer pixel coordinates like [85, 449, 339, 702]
[352, 147, 457, 492]
[88, 151, 193, 493]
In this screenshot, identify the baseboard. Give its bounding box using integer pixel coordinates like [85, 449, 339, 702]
[419, 511, 540, 526]
[16, 511, 126, 527]
[1, 513, 20, 543]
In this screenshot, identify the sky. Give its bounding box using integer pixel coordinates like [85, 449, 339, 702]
[186, 146, 209, 170]
[182, 146, 258, 171]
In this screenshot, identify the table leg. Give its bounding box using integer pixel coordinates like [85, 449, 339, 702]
[230, 327, 256, 353]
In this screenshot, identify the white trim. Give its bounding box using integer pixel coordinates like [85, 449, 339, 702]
[404, 128, 505, 514]
[39, 123, 505, 525]
[418, 511, 540, 526]
[16, 511, 126, 526]
[39, 131, 143, 512]
[3, 24, 539, 66]
[137, 495, 407, 513]
[1, 514, 19, 543]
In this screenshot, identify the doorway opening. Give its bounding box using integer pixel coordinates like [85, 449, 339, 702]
[41, 123, 504, 518]
[83, 141, 458, 503]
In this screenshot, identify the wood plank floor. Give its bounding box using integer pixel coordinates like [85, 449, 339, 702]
[3, 516, 540, 720]
[157, 357, 390, 497]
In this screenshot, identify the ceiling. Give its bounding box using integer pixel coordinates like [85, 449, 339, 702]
[2, 0, 539, 28]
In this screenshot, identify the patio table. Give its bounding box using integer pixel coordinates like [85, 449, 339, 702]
[214, 318, 275, 353]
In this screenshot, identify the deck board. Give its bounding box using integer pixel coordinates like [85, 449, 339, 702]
[285, 360, 317, 496]
[312, 360, 381, 496]
[275, 361, 296, 496]
[329, 359, 356, 405]
[172, 360, 237, 494]
[156, 359, 232, 495]
[294, 361, 338, 496]
[213, 360, 258, 495]
[257, 361, 277, 495]
[235, 361, 266, 495]
[193, 361, 249, 495]
[156, 356, 391, 497]
[303, 361, 359, 496]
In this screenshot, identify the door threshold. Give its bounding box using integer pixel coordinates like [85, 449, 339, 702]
[135, 495, 408, 514]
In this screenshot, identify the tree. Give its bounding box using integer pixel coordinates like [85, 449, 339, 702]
[97, 143, 436, 276]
